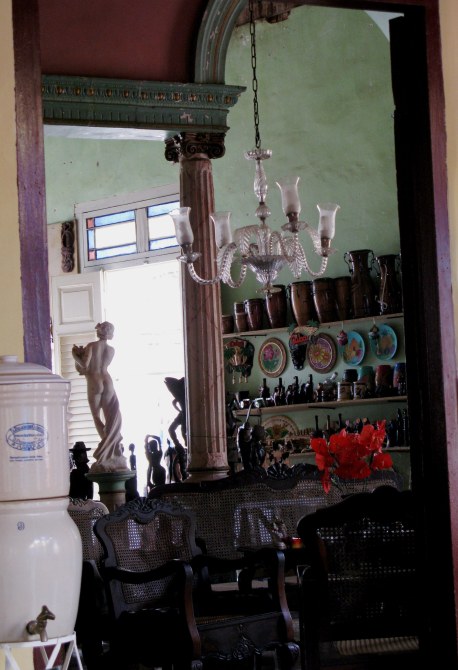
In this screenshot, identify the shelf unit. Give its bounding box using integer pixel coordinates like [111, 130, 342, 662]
[223, 312, 403, 340]
[235, 395, 408, 417]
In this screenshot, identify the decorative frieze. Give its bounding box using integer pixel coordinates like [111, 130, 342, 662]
[42, 76, 244, 134]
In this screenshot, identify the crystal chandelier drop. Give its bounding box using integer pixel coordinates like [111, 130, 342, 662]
[171, 0, 339, 294]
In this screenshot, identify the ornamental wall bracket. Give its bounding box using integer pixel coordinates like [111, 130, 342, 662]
[164, 132, 226, 163]
[61, 220, 75, 273]
[42, 75, 245, 136]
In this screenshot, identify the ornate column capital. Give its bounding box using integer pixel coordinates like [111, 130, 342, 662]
[165, 132, 226, 163]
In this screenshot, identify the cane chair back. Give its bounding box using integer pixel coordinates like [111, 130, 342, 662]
[296, 487, 420, 669]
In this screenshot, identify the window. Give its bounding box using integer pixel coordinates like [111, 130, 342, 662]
[75, 185, 180, 270]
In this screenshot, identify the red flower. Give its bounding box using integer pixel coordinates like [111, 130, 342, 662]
[310, 421, 391, 492]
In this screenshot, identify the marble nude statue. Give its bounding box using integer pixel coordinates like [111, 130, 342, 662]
[72, 321, 128, 473]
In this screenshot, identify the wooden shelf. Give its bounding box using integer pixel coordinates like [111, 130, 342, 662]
[235, 395, 408, 417]
[222, 312, 403, 339]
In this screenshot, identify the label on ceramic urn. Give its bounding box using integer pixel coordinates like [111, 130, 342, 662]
[6, 423, 48, 452]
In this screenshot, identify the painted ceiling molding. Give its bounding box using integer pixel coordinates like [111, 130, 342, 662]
[195, 0, 247, 84]
[42, 75, 245, 135]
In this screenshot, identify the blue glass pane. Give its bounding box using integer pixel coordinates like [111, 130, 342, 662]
[149, 237, 177, 251]
[147, 201, 179, 218]
[96, 244, 137, 259]
[87, 229, 95, 250]
[94, 210, 135, 226]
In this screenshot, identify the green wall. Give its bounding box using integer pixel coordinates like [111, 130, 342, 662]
[44, 136, 178, 224]
[214, 5, 398, 313]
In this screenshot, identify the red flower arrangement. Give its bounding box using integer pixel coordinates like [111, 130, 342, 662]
[310, 420, 393, 493]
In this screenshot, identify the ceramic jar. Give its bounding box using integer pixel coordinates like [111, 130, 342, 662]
[0, 355, 71, 501]
[353, 381, 367, 399]
[375, 364, 393, 397]
[343, 368, 358, 383]
[393, 362, 407, 394]
[0, 497, 82, 642]
[338, 381, 353, 401]
[0, 355, 81, 643]
[358, 365, 375, 394]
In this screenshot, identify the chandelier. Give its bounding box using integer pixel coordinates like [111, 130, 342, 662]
[171, 0, 339, 294]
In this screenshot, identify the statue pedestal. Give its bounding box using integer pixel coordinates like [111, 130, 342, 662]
[86, 471, 134, 512]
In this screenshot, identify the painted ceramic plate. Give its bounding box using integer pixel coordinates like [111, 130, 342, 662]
[306, 333, 337, 373]
[262, 415, 299, 442]
[370, 323, 398, 360]
[339, 330, 366, 366]
[258, 338, 287, 378]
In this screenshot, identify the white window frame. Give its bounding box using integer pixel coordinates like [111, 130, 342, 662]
[75, 184, 180, 271]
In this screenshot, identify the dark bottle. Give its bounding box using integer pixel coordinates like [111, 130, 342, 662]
[292, 375, 300, 404]
[274, 377, 286, 406]
[313, 415, 323, 438]
[259, 378, 271, 402]
[304, 374, 314, 403]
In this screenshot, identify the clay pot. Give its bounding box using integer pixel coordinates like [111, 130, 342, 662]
[334, 276, 353, 320]
[287, 281, 317, 326]
[375, 254, 403, 315]
[233, 302, 248, 333]
[244, 298, 264, 331]
[312, 278, 338, 324]
[265, 285, 288, 328]
[375, 364, 393, 396]
[344, 249, 376, 318]
[222, 315, 234, 334]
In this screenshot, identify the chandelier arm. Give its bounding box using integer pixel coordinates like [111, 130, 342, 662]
[269, 230, 291, 257]
[218, 244, 248, 288]
[288, 244, 329, 277]
[186, 263, 222, 285]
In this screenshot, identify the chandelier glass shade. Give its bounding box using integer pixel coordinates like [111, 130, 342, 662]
[171, 0, 339, 294]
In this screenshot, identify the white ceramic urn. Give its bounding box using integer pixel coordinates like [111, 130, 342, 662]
[0, 355, 71, 501]
[0, 355, 82, 643]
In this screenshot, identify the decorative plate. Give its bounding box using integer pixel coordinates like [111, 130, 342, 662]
[258, 338, 287, 378]
[306, 333, 337, 373]
[370, 323, 398, 360]
[262, 415, 299, 443]
[339, 330, 366, 366]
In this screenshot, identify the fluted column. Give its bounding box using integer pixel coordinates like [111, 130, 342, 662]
[165, 132, 228, 480]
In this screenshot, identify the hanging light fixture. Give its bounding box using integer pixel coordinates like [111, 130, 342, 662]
[171, 0, 339, 294]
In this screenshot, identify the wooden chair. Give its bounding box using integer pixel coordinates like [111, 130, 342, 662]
[296, 487, 421, 669]
[67, 498, 109, 669]
[93, 496, 300, 670]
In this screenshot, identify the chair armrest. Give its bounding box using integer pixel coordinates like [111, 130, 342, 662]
[191, 549, 291, 617]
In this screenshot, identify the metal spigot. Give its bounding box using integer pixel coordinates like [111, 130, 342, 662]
[26, 605, 56, 642]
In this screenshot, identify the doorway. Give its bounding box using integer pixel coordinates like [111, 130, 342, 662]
[103, 260, 185, 495]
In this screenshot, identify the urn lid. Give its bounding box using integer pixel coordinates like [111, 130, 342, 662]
[0, 355, 68, 385]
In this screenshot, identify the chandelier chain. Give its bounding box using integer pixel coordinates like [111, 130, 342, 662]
[249, 0, 261, 149]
